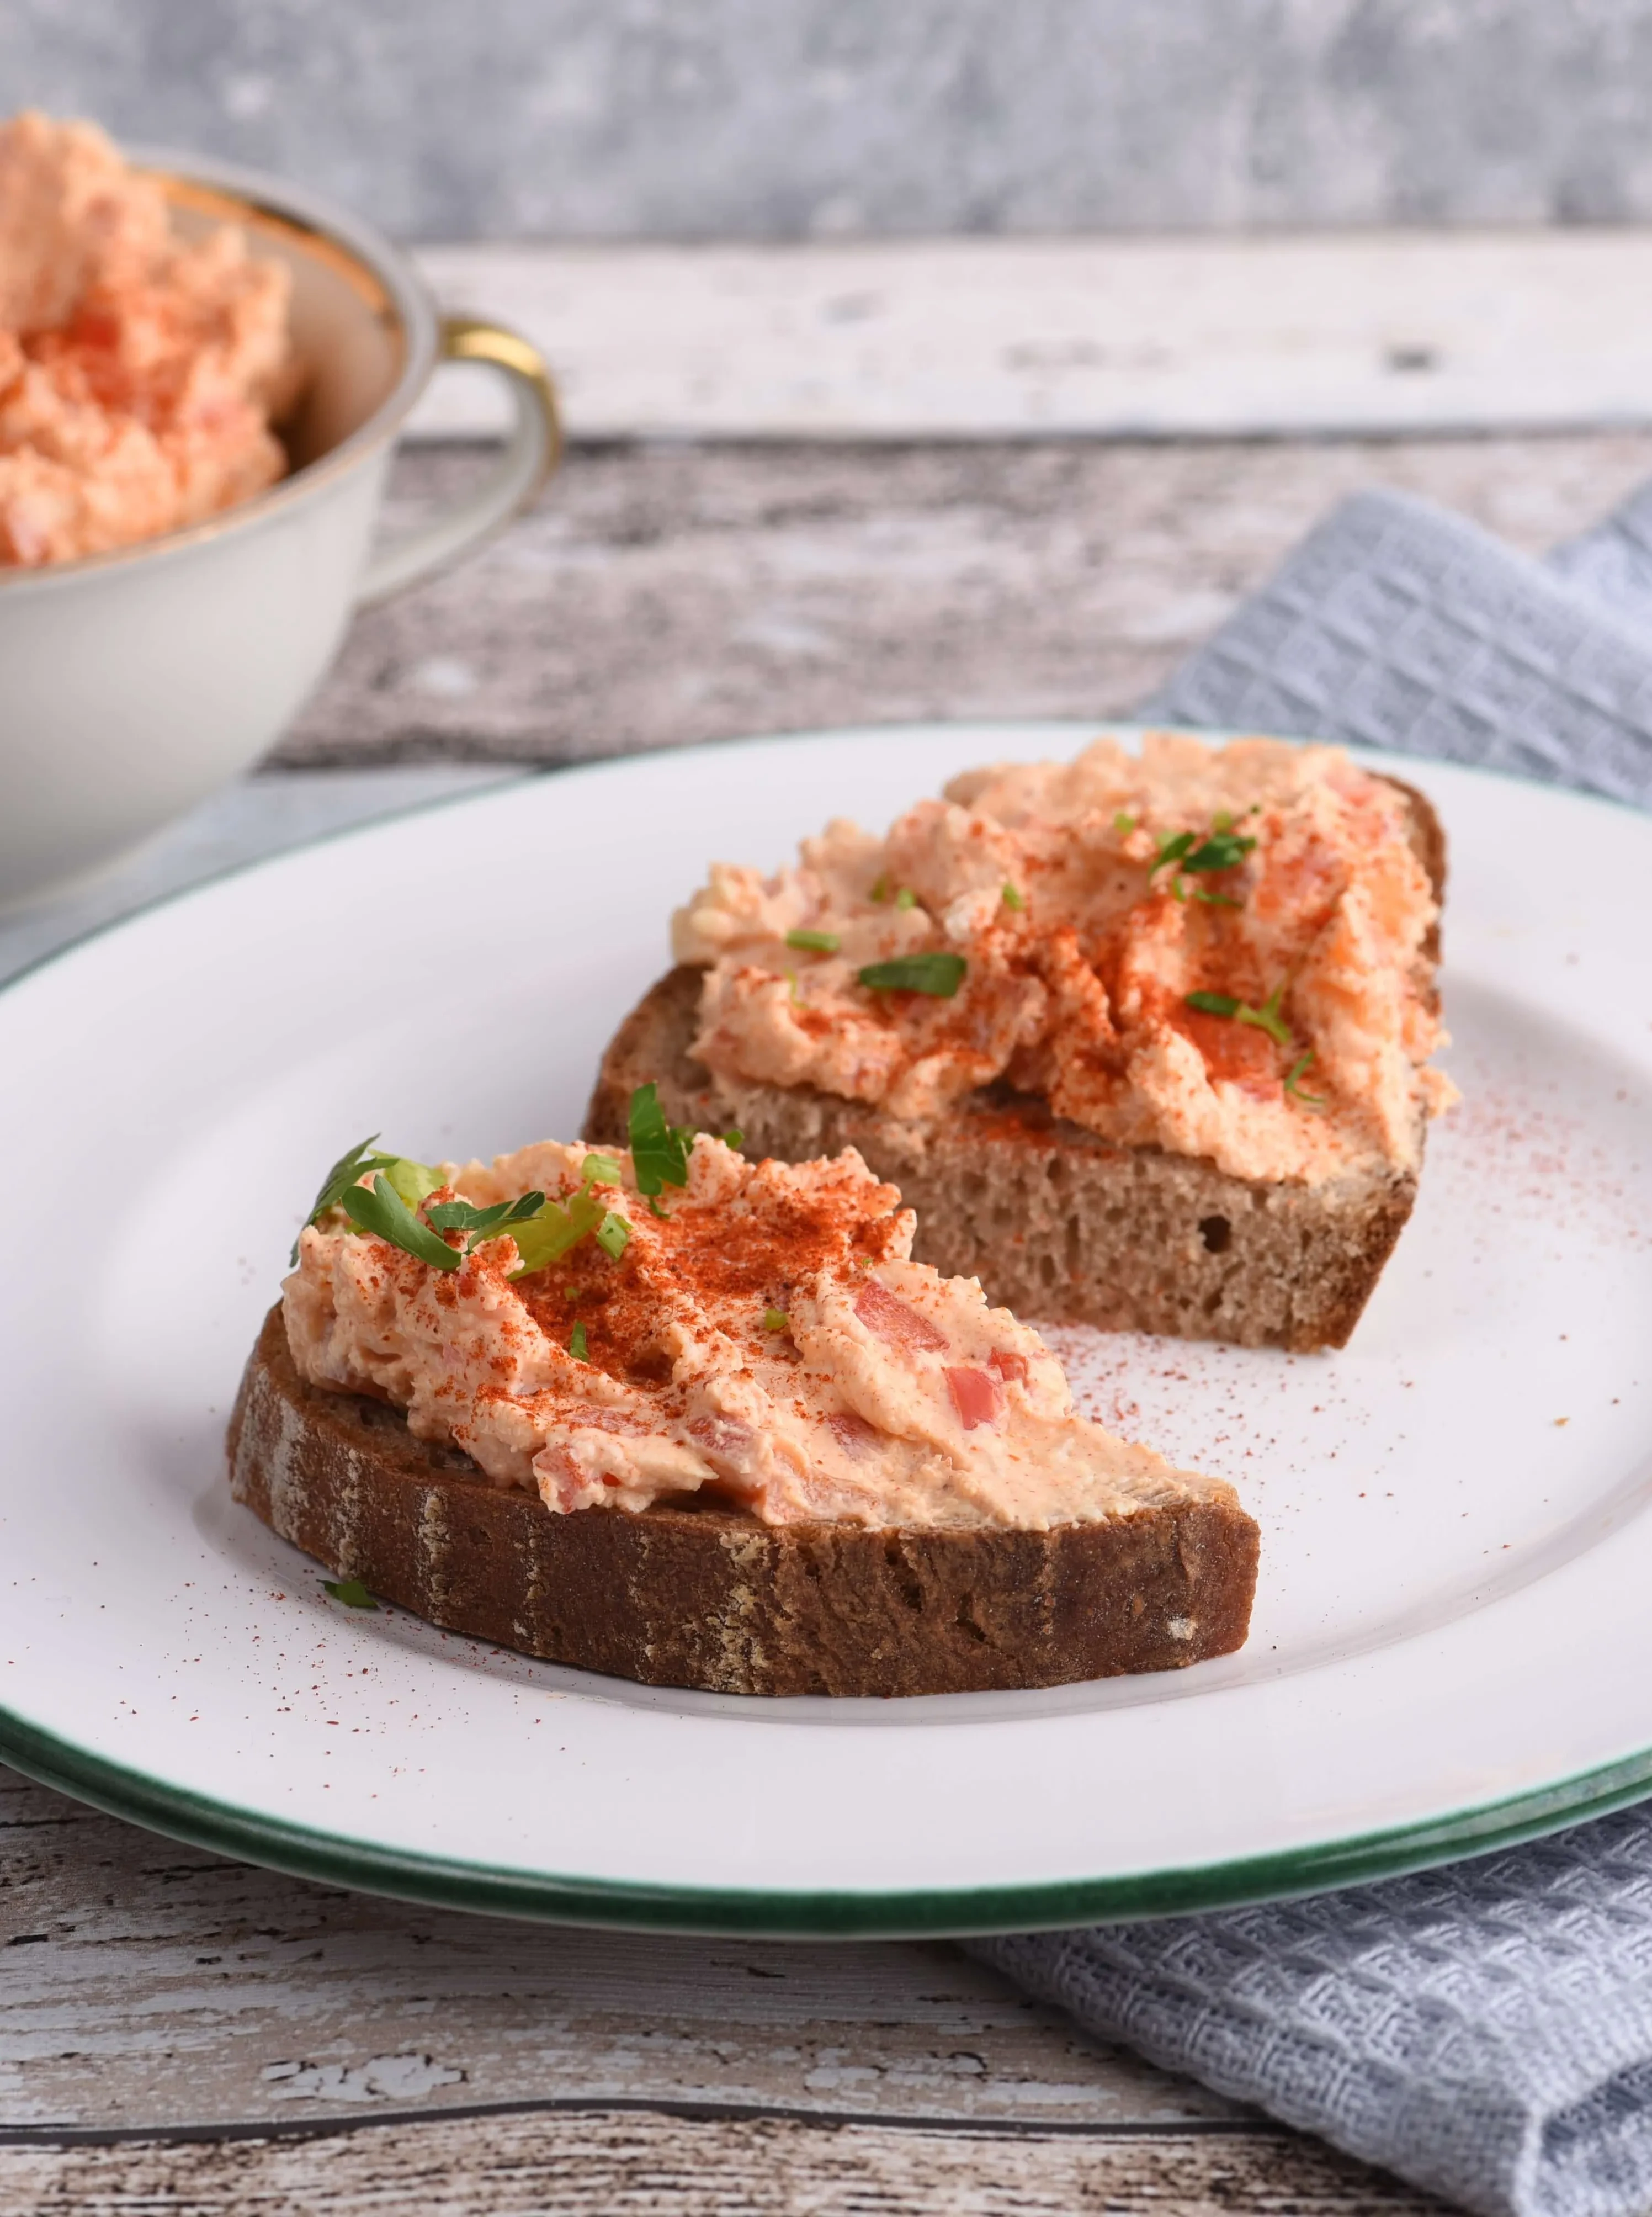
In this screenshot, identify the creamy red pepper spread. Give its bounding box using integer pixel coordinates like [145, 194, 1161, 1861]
[672, 732, 1454, 1186]
[0, 112, 294, 566]
[284, 1136, 1230, 1532]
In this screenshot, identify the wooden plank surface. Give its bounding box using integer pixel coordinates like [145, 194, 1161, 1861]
[0, 2110, 1446, 2215]
[279, 430, 1652, 769]
[0, 1768, 1235, 2135]
[410, 236, 1652, 441]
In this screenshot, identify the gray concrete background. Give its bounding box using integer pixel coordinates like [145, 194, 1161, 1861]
[7, 0, 1652, 242]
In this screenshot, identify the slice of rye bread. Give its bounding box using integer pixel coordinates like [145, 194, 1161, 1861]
[584, 779, 1446, 1354]
[229, 1307, 1260, 1697]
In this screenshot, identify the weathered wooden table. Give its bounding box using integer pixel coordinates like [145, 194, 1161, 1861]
[8, 426, 1651, 2215]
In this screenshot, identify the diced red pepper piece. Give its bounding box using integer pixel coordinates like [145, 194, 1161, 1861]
[945, 1366, 1005, 1430]
[854, 1280, 949, 1352]
[989, 1348, 1029, 1385]
[827, 1409, 881, 1459]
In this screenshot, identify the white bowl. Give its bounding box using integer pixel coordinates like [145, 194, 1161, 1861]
[0, 150, 560, 912]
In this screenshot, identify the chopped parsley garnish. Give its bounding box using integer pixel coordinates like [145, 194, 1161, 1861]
[426, 1190, 548, 1253]
[581, 1153, 625, 1187]
[323, 1578, 376, 1609]
[894, 887, 918, 911]
[628, 1081, 693, 1196]
[647, 1195, 671, 1217]
[1113, 811, 1137, 834]
[1193, 888, 1242, 908]
[723, 1128, 744, 1150]
[858, 952, 968, 996]
[1212, 809, 1235, 832]
[340, 1173, 463, 1270]
[1001, 883, 1025, 911]
[569, 1320, 589, 1361]
[596, 1210, 631, 1260]
[785, 927, 841, 953]
[1151, 830, 1197, 874]
[1182, 829, 1257, 874]
[868, 873, 890, 903]
[762, 1307, 789, 1332]
[785, 967, 802, 1005]
[1184, 980, 1292, 1049]
[293, 1134, 395, 1260]
[1284, 1051, 1326, 1108]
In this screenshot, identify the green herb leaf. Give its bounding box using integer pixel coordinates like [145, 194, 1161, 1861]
[427, 1190, 548, 1253]
[1113, 811, 1137, 834]
[722, 1128, 744, 1150]
[785, 927, 841, 953]
[628, 1081, 694, 1196]
[1284, 1051, 1326, 1108]
[1001, 883, 1025, 911]
[508, 1190, 605, 1277]
[1193, 888, 1242, 908]
[323, 1577, 377, 1609]
[580, 1153, 625, 1187]
[293, 1134, 395, 1260]
[1182, 830, 1257, 874]
[1184, 982, 1293, 1050]
[569, 1320, 589, 1361]
[894, 886, 918, 911]
[647, 1195, 671, 1218]
[762, 1307, 789, 1332]
[596, 1210, 631, 1260]
[868, 873, 890, 903]
[341, 1174, 463, 1271]
[1212, 809, 1234, 832]
[1151, 830, 1196, 874]
[858, 952, 968, 997]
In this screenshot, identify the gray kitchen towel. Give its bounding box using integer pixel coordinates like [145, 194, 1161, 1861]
[975, 474, 1652, 2217]
[973, 1804, 1652, 2217]
[1143, 484, 1652, 804]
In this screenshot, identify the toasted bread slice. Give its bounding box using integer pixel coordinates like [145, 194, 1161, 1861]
[586, 779, 1445, 1354]
[229, 1308, 1258, 1698]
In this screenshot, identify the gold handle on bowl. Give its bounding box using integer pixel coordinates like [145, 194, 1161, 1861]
[352, 314, 564, 610]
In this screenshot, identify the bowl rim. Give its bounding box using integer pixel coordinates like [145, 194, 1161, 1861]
[0, 144, 441, 597]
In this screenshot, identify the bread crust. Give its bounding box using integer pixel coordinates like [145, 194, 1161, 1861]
[229, 1308, 1259, 1698]
[586, 781, 1445, 1354]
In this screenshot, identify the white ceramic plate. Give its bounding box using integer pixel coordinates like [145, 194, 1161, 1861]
[4, 723, 1651, 1937]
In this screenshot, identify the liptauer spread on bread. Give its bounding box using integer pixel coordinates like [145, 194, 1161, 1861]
[589, 731, 1452, 1351]
[229, 1096, 1260, 1696]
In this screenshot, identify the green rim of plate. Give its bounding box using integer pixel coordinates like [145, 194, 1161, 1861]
[6, 723, 1652, 1935]
[5, 1706, 1651, 1935]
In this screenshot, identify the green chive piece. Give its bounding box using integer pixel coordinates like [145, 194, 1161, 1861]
[596, 1210, 631, 1260]
[323, 1578, 377, 1610]
[1212, 809, 1235, 832]
[341, 1174, 463, 1271]
[762, 1307, 789, 1332]
[1193, 888, 1243, 908]
[858, 952, 968, 997]
[785, 967, 802, 1006]
[628, 1082, 694, 1196]
[1284, 1051, 1326, 1108]
[894, 887, 918, 910]
[785, 927, 841, 954]
[1113, 811, 1137, 834]
[1001, 883, 1025, 911]
[569, 1320, 589, 1361]
[508, 1191, 605, 1277]
[581, 1153, 625, 1187]
[381, 1157, 444, 1211]
[1186, 991, 1241, 1018]
[868, 873, 890, 903]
